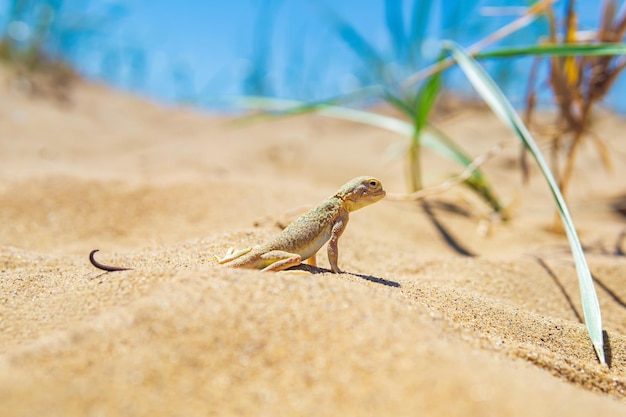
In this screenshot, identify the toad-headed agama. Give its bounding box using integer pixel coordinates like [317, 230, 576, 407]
[88, 176, 385, 274]
[217, 176, 386, 273]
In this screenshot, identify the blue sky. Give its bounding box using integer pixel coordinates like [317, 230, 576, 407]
[95, 0, 390, 102]
[1, 1, 623, 110]
[91, 1, 509, 101]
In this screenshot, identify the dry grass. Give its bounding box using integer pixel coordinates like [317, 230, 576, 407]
[525, 0, 626, 206]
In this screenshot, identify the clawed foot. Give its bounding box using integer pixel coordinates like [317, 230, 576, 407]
[216, 247, 252, 264]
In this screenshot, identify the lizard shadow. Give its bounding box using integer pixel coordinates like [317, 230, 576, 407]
[351, 272, 401, 288]
[288, 264, 400, 288]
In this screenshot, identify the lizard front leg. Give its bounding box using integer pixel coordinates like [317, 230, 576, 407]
[327, 210, 349, 273]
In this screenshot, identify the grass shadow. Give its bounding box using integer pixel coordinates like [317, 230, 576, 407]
[592, 274, 626, 310]
[614, 229, 626, 256]
[603, 330, 613, 368]
[534, 256, 583, 323]
[421, 200, 476, 257]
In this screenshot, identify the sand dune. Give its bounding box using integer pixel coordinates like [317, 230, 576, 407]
[1, 77, 626, 416]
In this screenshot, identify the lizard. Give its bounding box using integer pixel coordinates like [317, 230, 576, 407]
[217, 176, 385, 273]
[88, 176, 385, 274]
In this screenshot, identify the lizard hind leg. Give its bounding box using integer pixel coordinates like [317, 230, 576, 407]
[217, 247, 253, 264]
[260, 250, 302, 272]
[306, 253, 317, 267]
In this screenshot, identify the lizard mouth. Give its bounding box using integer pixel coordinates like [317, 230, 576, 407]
[349, 188, 385, 210]
[367, 188, 386, 200]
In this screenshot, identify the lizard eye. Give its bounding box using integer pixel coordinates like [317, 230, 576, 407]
[369, 180, 378, 187]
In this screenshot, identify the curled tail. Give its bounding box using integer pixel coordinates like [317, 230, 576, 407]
[89, 249, 132, 272]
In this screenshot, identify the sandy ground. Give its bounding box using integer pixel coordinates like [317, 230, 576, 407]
[2, 70, 626, 416]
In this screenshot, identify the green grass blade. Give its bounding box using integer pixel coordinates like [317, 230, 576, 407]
[383, 91, 415, 119]
[230, 96, 465, 162]
[314, 4, 387, 81]
[407, 0, 435, 66]
[407, 68, 443, 192]
[231, 94, 416, 137]
[230, 95, 503, 213]
[384, 0, 407, 59]
[409, 0, 435, 48]
[444, 41, 605, 364]
[227, 86, 382, 123]
[415, 70, 442, 132]
[476, 43, 626, 59]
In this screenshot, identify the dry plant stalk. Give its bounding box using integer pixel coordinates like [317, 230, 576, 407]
[526, 0, 626, 216]
[387, 142, 504, 201]
[402, 0, 556, 89]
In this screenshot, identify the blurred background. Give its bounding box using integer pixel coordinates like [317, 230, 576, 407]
[0, 0, 624, 111]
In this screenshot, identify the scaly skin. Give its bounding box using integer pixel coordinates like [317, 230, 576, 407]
[218, 176, 386, 273]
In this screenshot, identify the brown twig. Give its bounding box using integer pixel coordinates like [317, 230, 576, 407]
[401, 0, 556, 89]
[387, 143, 504, 201]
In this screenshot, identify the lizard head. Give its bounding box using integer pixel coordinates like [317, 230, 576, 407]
[337, 176, 386, 212]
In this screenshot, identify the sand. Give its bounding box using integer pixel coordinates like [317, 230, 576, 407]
[1, 72, 626, 416]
